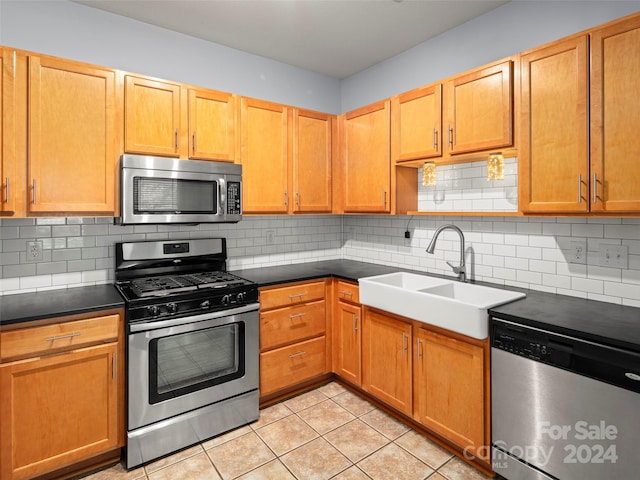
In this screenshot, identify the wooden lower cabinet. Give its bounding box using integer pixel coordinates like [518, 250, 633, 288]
[260, 336, 326, 396]
[332, 280, 362, 386]
[413, 327, 487, 457]
[0, 310, 124, 480]
[361, 307, 412, 416]
[258, 280, 330, 399]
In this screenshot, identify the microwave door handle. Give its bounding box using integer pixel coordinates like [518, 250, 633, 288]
[218, 178, 226, 215]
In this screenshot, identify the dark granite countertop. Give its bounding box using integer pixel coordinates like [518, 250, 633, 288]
[0, 284, 124, 327]
[2, 260, 638, 354]
[232, 259, 640, 353]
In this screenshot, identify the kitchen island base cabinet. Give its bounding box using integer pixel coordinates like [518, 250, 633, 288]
[413, 328, 488, 459]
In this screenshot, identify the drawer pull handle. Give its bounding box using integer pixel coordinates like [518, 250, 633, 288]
[339, 290, 353, 298]
[352, 314, 358, 334]
[4, 177, 8, 204]
[289, 293, 306, 300]
[45, 332, 81, 342]
[288, 313, 306, 320]
[289, 351, 307, 359]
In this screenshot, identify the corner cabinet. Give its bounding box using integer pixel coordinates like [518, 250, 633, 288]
[0, 311, 125, 480]
[332, 280, 362, 387]
[362, 307, 412, 416]
[413, 327, 488, 458]
[590, 15, 640, 212]
[28, 55, 117, 214]
[343, 100, 391, 213]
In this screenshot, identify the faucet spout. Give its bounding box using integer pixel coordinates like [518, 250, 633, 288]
[425, 224, 466, 282]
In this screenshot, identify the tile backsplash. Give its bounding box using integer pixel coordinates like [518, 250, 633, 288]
[418, 157, 518, 213]
[1, 214, 639, 308]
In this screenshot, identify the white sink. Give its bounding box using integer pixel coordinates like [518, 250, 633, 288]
[359, 272, 525, 339]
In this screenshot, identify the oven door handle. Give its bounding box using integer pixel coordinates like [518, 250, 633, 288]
[129, 303, 259, 333]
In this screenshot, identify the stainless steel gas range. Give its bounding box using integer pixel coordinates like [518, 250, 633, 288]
[114, 238, 259, 469]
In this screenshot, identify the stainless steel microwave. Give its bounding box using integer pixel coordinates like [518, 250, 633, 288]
[118, 154, 242, 225]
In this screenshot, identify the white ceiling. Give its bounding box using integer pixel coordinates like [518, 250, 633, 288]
[73, 0, 510, 79]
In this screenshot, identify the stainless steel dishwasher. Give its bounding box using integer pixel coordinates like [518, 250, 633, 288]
[491, 318, 640, 480]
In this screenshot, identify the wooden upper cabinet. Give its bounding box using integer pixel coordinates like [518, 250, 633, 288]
[1, 47, 18, 215]
[392, 83, 442, 163]
[343, 100, 391, 213]
[28, 56, 117, 214]
[124, 75, 181, 157]
[240, 97, 289, 213]
[188, 88, 235, 161]
[519, 36, 589, 213]
[292, 109, 333, 213]
[590, 14, 640, 213]
[446, 60, 513, 155]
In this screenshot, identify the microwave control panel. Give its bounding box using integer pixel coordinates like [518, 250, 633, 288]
[227, 182, 241, 214]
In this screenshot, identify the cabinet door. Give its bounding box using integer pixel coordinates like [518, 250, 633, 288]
[590, 15, 640, 213]
[519, 36, 589, 213]
[333, 299, 361, 386]
[392, 83, 442, 162]
[240, 97, 289, 213]
[125, 75, 181, 156]
[446, 60, 513, 155]
[414, 328, 485, 454]
[0, 343, 119, 480]
[343, 100, 391, 213]
[1, 48, 17, 214]
[28, 56, 116, 214]
[362, 308, 412, 415]
[188, 88, 235, 161]
[292, 109, 332, 213]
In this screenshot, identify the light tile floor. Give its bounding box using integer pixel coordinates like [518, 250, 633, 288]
[83, 382, 496, 480]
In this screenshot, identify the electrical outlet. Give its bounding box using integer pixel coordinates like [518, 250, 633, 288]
[26, 240, 44, 263]
[569, 240, 587, 264]
[266, 230, 275, 245]
[599, 244, 628, 269]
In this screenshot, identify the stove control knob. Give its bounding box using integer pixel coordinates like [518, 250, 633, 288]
[222, 295, 231, 306]
[200, 300, 211, 309]
[147, 305, 160, 317]
[167, 303, 178, 314]
[236, 292, 245, 303]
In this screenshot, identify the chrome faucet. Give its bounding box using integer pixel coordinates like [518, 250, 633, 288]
[426, 224, 466, 282]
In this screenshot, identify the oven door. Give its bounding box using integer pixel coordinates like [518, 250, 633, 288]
[128, 304, 258, 430]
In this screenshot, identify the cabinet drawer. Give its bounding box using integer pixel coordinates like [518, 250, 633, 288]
[335, 280, 360, 304]
[260, 336, 326, 396]
[260, 281, 326, 310]
[1, 314, 120, 361]
[260, 300, 326, 350]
